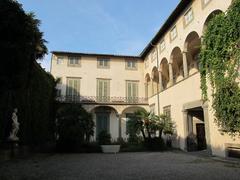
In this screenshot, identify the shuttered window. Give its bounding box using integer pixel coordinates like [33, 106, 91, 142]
[97, 58, 110, 68]
[97, 79, 110, 102]
[126, 81, 139, 103]
[66, 78, 80, 97]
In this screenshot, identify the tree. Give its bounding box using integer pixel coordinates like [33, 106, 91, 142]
[56, 104, 94, 150]
[0, 0, 51, 144]
[128, 109, 175, 141]
[200, 0, 240, 136]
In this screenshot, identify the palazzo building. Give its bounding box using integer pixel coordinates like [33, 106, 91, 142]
[51, 0, 240, 158]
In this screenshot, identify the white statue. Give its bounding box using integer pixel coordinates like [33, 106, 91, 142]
[9, 108, 20, 141]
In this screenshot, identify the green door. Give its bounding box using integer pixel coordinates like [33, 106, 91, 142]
[96, 113, 110, 136]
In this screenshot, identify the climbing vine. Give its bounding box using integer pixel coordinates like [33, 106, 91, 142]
[200, 0, 240, 136]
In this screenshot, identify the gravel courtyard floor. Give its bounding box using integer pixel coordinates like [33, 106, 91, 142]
[0, 151, 240, 180]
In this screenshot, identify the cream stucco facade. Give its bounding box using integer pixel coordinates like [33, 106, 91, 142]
[51, 0, 239, 157]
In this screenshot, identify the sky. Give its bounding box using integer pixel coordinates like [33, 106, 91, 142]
[17, 0, 180, 71]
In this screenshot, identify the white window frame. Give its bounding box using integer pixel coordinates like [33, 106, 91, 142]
[184, 8, 194, 26]
[151, 48, 157, 62]
[126, 59, 137, 70]
[97, 79, 110, 102]
[126, 81, 139, 103]
[97, 58, 110, 69]
[66, 77, 81, 97]
[68, 57, 80, 66]
[159, 39, 166, 52]
[56, 56, 64, 65]
[170, 25, 177, 41]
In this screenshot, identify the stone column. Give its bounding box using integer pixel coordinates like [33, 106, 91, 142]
[144, 82, 148, 98]
[182, 110, 188, 151]
[169, 63, 174, 86]
[118, 114, 122, 139]
[182, 51, 189, 78]
[202, 104, 212, 155]
[158, 69, 163, 91]
[151, 76, 154, 95]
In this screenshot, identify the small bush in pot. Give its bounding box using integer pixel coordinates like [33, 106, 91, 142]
[97, 130, 111, 145]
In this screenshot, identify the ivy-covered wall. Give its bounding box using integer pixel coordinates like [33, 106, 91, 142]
[200, 0, 240, 136]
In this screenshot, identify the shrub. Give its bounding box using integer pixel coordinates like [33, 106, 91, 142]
[56, 104, 94, 151]
[97, 130, 111, 145]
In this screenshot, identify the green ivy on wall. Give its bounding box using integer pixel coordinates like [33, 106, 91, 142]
[200, 0, 240, 136]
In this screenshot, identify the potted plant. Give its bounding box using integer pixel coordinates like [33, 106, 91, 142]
[98, 130, 120, 153]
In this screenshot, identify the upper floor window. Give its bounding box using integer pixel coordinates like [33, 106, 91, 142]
[126, 60, 137, 70]
[159, 39, 166, 52]
[126, 81, 139, 103]
[56, 56, 64, 65]
[97, 79, 110, 102]
[145, 58, 149, 68]
[97, 58, 110, 68]
[184, 8, 194, 26]
[170, 25, 177, 41]
[151, 48, 157, 62]
[66, 77, 81, 97]
[68, 57, 80, 66]
[150, 104, 155, 114]
[163, 105, 171, 118]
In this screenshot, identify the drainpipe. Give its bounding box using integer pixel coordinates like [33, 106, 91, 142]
[151, 42, 160, 116]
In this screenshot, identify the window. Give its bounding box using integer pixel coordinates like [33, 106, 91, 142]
[184, 8, 194, 26]
[151, 48, 157, 62]
[56, 56, 64, 65]
[170, 26, 177, 41]
[66, 78, 81, 98]
[126, 60, 137, 70]
[163, 106, 171, 118]
[150, 104, 155, 114]
[145, 59, 149, 68]
[126, 81, 139, 103]
[97, 58, 110, 68]
[97, 79, 110, 102]
[159, 40, 165, 52]
[68, 57, 80, 66]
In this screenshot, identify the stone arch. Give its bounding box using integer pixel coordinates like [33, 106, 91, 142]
[91, 105, 119, 139]
[151, 67, 159, 95]
[160, 58, 169, 89]
[170, 47, 184, 83]
[145, 73, 151, 98]
[203, 9, 224, 33]
[90, 105, 119, 114]
[184, 31, 201, 75]
[121, 106, 147, 138]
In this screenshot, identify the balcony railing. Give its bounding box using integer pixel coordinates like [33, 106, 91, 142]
[56, 95, 148, 105]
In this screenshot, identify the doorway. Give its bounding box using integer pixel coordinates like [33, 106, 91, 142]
[96, 113, 110, 136]
[186, 107, 207, 151]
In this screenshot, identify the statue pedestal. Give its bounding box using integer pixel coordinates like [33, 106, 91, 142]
[8, 140, 19, 158]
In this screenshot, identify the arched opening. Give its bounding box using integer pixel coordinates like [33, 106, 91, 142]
[91, 106, 119, 140]
[203, 10, 223, 33]
[121, 106, 147, 139]
[170, 47, 184, 83]
[160, 58, 169, 90]
[184, 31, 201, 75]
[151, 67, 159, 95]
[145, 73, 151, 98]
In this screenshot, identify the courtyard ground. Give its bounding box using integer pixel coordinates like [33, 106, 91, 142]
[0, 151, 239, 180]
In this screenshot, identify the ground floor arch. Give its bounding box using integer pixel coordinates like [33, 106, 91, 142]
[82, 104, 149, 141]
